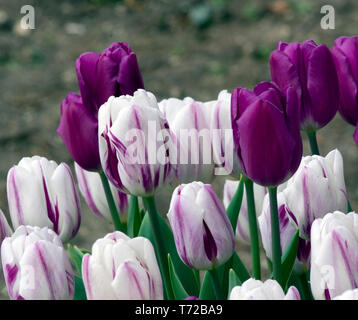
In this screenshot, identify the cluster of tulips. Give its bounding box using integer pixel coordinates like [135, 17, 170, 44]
[1, 36, 358, 300]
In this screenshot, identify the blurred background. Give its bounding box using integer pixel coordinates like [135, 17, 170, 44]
[0, 0, 357, 279]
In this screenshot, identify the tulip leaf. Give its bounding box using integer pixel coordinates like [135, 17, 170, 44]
[227, 268, 241, 299]
[231, 252, 250, 282]
[168, 254, 190, 300]
[127, 195, 141, 237]
[67, 244, 85, 276]
[199, 271, 217, 300]
[138, 212, 200, 296]
[281, 229, 300, 289]
[73, 275, 87, 300]
[226, 176, 244, 231]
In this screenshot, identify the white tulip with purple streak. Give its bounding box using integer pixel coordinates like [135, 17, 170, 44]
[82, 231, 163, 300]
[7, 156, 81, 242]
[167, 181, 235, 270]
[1, 226, 74, 300]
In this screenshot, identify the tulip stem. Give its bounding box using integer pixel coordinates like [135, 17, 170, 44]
[306, 130, 320, 155]
[243, 176, 261, 280]
[142, 196, 174, 300]
[98, 171, 124, 232]
[127, 195, 140, 237]
[268, 186, 283, 286]
[209, 268, 225, 300]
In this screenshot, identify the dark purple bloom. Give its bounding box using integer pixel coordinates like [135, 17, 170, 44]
[58, 42, 144, 171]
[231, 82, 302, 186]
[270, 40, 339, 130]
[57, 93, 100, 171]
[331, 36, 358, 126]
[76, 42, 144, 115]
[185, 296, 201, 300]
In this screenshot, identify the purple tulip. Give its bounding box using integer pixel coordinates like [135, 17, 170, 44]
[58, 93, 100, 171]
[270, 40, 339, 130]
[231, 81, 302, 186]
[76, 42, 144, 115]
[331, 36, 358, 126]
[58, 42, 144, 171]
[167, 181, 235, 270]
[1, 226, 74, 300]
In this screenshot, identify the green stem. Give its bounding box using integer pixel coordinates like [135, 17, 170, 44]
[227, 176, 244, 230]
[243, 176, 261, 280]
[268, 186, 283, 286]
[142, 196, 174, 300]
[306, 130, 320, 155]
[127, 195, 140, 237]
[209, 268, 225, 300]
[99, 171, 124, 232]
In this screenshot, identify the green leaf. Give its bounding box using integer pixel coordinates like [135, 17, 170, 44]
[231, 252, 250, 282]
[127, 195, 141, 237]
[226, 176, 244, 231]
[199, 271, 217, 300]
[281, 229, 300, 289]
[73, 275, 87, 300]
[138, 212, 199, 296]
[168, 254, 189, 300]
[228, 268, 241, 299]
[67, 245, 85, 275]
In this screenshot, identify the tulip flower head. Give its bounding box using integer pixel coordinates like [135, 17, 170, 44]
[167, 181, 235, 270]
[98, 89, 175, 197]
[230, 278, 300, 300]
[7, 156, 81, 242]
[310, 211, 358, 300]
[270, 40, 339, 130]
[1, 226, 74, 300]
[231, 81, 302, 186]
[82, 231, 163, 300]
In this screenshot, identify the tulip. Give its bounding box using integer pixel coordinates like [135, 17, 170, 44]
[76, 42, 144, 115]
[98, 89, 174, 196]
[58, 93, 100, 171]
[229, 278, 300, 300]
[270, 40, 339, 130]
[310, 211, 358, 300]
[210, 90, 241, 177]
[75, 163, 129, 221]
[331, 36, 358, 126]
[223, 179, 266, 243]
[158, 95, 214, 183]
[82, 231, 162, 300]
[58, 42, 144, 171]
[167, 181, 235, 270]
[283, 149, 347, 240]
[1, 226, 74, 300]
[231, 81, 302, 186]
[333, 289, 358, 300]
[7, 156, 81, 242]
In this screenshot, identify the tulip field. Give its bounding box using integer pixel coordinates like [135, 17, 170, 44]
[1, 0, 358, 305]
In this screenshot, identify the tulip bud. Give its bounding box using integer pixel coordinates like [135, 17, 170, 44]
[229, 278, 300, 300]
[231, 82, 302, 186]
[310, 211, 358, 300]
[270, 40, 339, 130]
[1, 226, 74, 300]
[158, 95, 215, 183]
[333, 289, 358, 300]
[76, 42, 144, 115]
[82, 231, 163, 300]
[75, 163, 129, 221]
[167, 182, 235, 270]
[210, 90, 241, 177]
[331, 36, 358, 126]
[98, 89, 174, 196]
[283, 149, 347, 240]
[7, 156, 81, 242]
[223, 179, 266, 243]
[57, 93, 100, 171]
